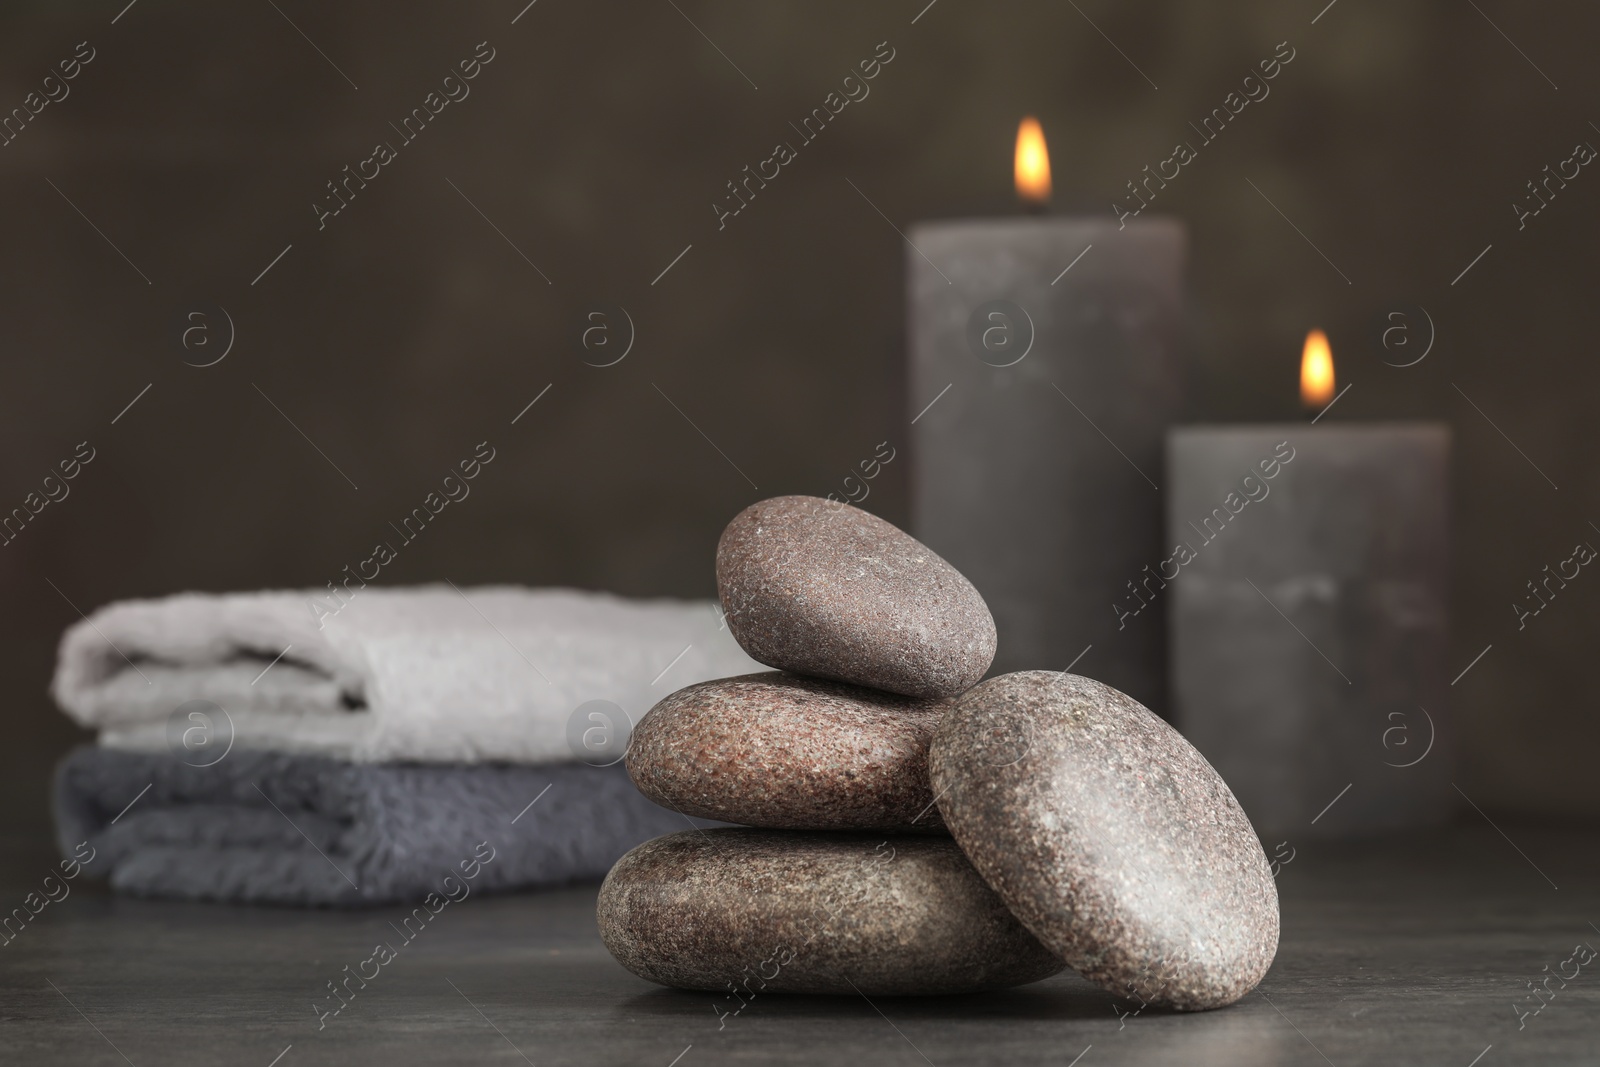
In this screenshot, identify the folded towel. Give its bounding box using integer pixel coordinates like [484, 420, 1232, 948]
[53, 745, 711, 906]
[51, 585, 757, 763]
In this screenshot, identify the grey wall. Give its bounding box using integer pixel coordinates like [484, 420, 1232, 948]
[2, 0, 1596, 835]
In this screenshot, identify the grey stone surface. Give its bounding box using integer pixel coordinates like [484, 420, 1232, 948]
[1167, 425, 1452, 839]
[2, 825, 1597, 1065]
[716, 495, 997, 699]
[627, 672, 949, 833]
[931, 671, 1278, 1010]
[908, 219, 1186, 716]
[596, 829, 1064, 996]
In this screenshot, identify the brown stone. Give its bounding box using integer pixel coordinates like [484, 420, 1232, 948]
[596, 829, 1064, 996]
[627, 672, 948, 833]
[715, 495, 996, 699]
[930, 671, 1279, 1010]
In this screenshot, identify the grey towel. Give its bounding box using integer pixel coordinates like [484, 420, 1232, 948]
[53, 745, 700, 907]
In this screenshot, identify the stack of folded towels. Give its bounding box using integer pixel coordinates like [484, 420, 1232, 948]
[49, 585, 759, 905]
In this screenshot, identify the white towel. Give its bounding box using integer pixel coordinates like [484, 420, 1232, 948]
[52, 585, 759, 764]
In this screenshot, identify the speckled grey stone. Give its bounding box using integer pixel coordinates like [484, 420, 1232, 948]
[628, 672, 949, 833]
[930, 671, 1279, 1010]
[596, 829, 1064, 996]
[716, 495, 997, 699]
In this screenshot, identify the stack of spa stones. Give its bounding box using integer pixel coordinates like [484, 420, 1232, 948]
[597, 495, 1280, 1009]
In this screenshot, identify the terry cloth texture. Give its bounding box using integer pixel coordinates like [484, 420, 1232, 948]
[51, 585, 757, 763]
[53, 745, 708, 907]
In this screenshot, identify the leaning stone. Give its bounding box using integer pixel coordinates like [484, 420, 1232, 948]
[930, 670, 1278, 1010]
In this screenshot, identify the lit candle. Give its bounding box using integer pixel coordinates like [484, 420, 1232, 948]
[908, 119, 1187, 711]
[1167, 335, 1453, 839]
[1299, 329, 1334, 408]
[1014, 117, 1051, 208]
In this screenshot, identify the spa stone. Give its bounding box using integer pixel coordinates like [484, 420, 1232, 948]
[716, 495, 996, 699]
[596, 829, 1065, 996]
[929, 670, 1278, 1010]
[627, 672, 948, 833]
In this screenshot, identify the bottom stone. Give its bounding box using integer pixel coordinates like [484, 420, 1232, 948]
[596, 829, 1064, 997]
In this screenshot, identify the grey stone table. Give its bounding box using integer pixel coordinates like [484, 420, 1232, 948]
[2, 822, 1597, 1066]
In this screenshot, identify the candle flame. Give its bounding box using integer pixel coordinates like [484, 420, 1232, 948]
[1300, 329, 1335, 408]
[1014, 117, 1051, 205]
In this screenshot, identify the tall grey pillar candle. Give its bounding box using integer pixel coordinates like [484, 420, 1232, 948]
[907, 219, 1186, 711]
[1167, 424, 1452, 839]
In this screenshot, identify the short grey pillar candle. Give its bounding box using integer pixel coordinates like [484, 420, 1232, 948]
[907, 218, 1186, 711]
[1167, 424, 1452, 839]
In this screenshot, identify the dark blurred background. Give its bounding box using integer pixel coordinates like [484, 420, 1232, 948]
[2, 0, 1595, 839]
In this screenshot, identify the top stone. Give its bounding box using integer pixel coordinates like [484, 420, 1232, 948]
[716, 496, 997, 699]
